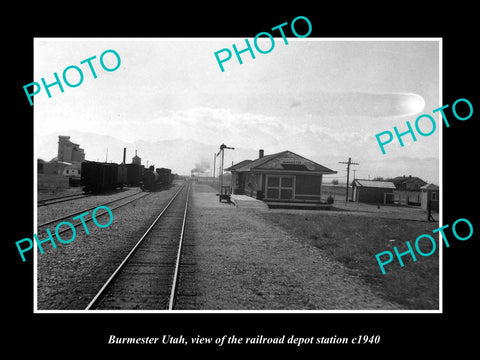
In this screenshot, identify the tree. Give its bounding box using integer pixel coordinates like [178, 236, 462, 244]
[331, 179, 339, 185]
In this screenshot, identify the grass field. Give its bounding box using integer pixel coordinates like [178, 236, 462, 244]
[256, 210, 440, 310]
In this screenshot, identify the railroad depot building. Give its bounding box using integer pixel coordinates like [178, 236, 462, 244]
[226, 150, 336, 204]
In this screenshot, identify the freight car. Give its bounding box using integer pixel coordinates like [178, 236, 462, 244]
[80, 161, 127, 193]
[141, 166, 173, 191]
[118, 163, 127, 189]
[156, 167, 173, 187]
[126, 163, 144, 186]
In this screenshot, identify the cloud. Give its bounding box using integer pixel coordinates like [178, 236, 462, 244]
[311, 92, 425, 117]
[289, 98, 302, 108]
[128, 107, 378, 159]
[143, 107, 286, 148]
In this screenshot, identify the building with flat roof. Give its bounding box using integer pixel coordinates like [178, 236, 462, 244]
[351, 179, 396, 204]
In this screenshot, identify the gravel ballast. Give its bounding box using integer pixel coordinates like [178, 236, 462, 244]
[36, 183, 185, 310]
[36, 181, 403, 311]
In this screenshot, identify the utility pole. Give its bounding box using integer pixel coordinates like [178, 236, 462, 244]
[213, 153, 216, 184]
[351, 169, 358, 202]
[339, 157, 359, 204]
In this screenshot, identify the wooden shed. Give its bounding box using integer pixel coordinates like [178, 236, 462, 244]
[226, 150, 336, 204]
[420, 183, 439, 211]
[351, 179, 396, 204]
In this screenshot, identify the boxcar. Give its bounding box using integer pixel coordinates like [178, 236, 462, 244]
[126, 163, 144, 186]
[117, 163, 128, 188]
[81, 161, 123, 193]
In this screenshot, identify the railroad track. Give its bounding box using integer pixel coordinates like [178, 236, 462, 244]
[38, 190, 150, 235]
[37, 193, 88, 207]
[85, 181, 191, 310]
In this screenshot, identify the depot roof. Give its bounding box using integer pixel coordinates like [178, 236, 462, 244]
[226, 150, 336, 174]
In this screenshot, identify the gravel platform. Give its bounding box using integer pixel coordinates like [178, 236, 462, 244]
[176, 182, 403, 310]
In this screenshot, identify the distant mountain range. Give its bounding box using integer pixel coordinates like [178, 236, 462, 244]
[36, 130, 439, 183]
[36, 130, 260, 176]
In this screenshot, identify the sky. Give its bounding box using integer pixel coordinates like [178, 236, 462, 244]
[34, 38, 440, 183]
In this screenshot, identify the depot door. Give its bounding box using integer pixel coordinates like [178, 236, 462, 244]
[266, 175, 294, 200]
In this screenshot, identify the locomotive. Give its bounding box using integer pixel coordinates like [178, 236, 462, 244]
[141, 166, 173, 191]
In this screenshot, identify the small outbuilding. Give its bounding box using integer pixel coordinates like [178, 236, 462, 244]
[420, 183, 439, 211]
[351, 179, 396, 204]
[226, 150, 336, 204]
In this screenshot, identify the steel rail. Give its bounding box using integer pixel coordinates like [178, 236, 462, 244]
[49, 191, 151, 238]
[38, 190, 145, 228]
[38, 193, 88, 207]
[168, 182, 191, 310]
[84, 182, 188, 310]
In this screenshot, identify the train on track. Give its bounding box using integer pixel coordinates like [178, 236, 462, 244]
[141, 166, 173, 191]
[80, 161, 127, 193]
[80, 161, 173, 193]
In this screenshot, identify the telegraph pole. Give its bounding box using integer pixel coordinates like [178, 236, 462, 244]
[351, 169, 358, 202]
[213, 153, 216, 184]
[338, 157, 359, 204]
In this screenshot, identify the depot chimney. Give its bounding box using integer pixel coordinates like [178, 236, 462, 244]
[259, 149, 264, 158]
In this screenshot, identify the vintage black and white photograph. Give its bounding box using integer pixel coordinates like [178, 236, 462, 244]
[34, 38, 441, 312]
